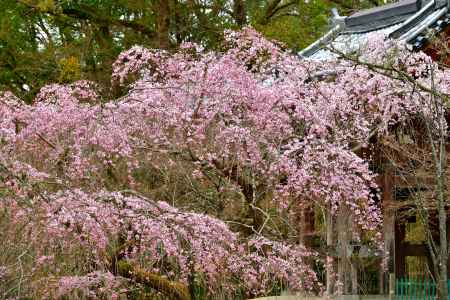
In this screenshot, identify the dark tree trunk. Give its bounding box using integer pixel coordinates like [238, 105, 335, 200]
[233, 0, 247, 27]
[156, 0, 171, 49]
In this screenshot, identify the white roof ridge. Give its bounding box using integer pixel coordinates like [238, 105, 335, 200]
[298, 25, 342, 57]
[399, 6, 448, 41]
[389, 0, 437, 38]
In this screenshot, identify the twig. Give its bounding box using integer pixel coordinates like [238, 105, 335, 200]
[36, 133, 56, 150]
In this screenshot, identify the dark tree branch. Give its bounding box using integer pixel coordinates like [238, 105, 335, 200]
[17, 1, 157, 39]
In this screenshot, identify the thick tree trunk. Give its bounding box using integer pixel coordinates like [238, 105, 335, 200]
[233, 0, 247, 27]
[156, 0, 171, 49]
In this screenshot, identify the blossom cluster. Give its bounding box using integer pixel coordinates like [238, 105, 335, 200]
[1, 190, 320, 298]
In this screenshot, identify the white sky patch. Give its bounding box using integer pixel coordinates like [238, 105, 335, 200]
[22, 84, 30, 92]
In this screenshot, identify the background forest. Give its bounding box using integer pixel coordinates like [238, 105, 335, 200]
[1, 0, 388, 101]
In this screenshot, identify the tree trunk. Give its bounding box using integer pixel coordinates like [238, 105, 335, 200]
[233, 0, 246, 27]
[437, 178, 447, 299]
[436, 124, 448, 300]
[425, 85, 448, 299]
[156, 0, 171, 49]
[259, 0, 281, 25]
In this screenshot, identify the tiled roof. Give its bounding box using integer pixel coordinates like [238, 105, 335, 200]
[346, 0, 418, 27]
[341, 14, 412, 33]
[299, 0, 450, 60]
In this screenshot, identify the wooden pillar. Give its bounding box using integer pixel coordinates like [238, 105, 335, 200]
[304, 207, 315, 248]
[351, 213, 358, 294]
[337, 208, 352, 294]
[297, 206, 315, 248]
[326, 209, 335, 295]
[395, 220, 406, 277]
[447, 218, 450, 278]
[380, 164, 396, 293]
[389, 273, 395, 300]
[351, 259, 358, 294]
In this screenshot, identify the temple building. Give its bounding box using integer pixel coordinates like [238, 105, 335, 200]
[300, 0, 450, 294]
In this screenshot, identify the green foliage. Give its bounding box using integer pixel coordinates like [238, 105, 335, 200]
[0, 0, 384, 99]
[37, 0, 56, 12]
[254, 0, 332, 50]
[58, 56, 81, 82]
[405, 217, 426, 244]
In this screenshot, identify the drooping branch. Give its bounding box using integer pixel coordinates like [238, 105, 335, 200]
[117, 261, 191, 300]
